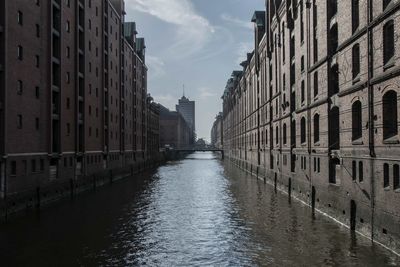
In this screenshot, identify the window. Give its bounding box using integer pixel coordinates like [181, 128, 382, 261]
[66, 46, 70, 58]
[359, 161, 364, 182]
[314, 114, 320, 143]
[301, 80, 305, 103]
[352, 44, 360, 79]
[17, 115, 22, 129]
[352, 101, 362, 140]
[31, 159, 36, 173]
[17, 11, 23, 25]
[35, 118, 39, 130]
[35, 86, 40, 98]
[11, 161, 16, 176]
[36, 24, 40, 37]
[314, 158, 317, 172]
[35, 55, 40, 68]
[66, 21, 70, 32]
[66, 72, 70, 83]
[329, 0, 337, 18]
[313, 72, 318, 97]
[300, 1, 304, 42]
[282, 22, 286, 63]
[67, 123, 71, 136]
[352, 0, 359, 33]
[265, 129, 268, 145]
[17, 45, 23, 60]
[40, 159, 44, 171]
[301, 117, 306, 144]
[17, 80, 23, 95]
[394, 164, 400, 190]
[383, 20, 394, 66]
[66, 98, 70, 109]
[383, 0, 392, 11]
[301, 56, 304, 71]
[384, 163, 390, 187]
[382, 90, 398, 139]
[283, 124, 287, 145]
[352, 161, 357, 181]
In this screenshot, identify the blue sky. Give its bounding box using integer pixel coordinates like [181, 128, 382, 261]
[125, 0, 265, 141]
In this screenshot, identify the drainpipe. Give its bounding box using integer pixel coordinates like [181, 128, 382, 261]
[276, 15, 283, 176]
[306, 0, 312, 192]
[366, 0, 376, 241]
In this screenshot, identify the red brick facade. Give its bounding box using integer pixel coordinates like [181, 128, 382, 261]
[0, 0, 159, 199]
[218, 0, 400, 254]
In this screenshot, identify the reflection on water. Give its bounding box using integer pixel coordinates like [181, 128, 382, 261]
[0, 152, 398, 266]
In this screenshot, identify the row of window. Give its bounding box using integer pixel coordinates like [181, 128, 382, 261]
[383, 163, 400, 190]
[10, 159, 45, 176]
[16, 115, 40, 130]
[238, 89, 397, 147]
[352, 161, 399, 190]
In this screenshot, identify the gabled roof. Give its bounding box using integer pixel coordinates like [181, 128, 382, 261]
[251, 11, 266, 27]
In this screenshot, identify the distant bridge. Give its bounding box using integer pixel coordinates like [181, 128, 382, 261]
[174, 148, 224, 158]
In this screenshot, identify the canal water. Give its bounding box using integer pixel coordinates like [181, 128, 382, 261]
[0, 152, 399, 266]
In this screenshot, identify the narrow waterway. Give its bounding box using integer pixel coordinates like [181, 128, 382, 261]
[0, 152, 398, 266]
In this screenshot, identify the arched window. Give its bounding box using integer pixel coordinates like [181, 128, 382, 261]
[383, 20, 394, 65]
[291, 120, 296, 148]
[352, 161, 357, 181]
[383, 0, 392, 11]
[352, 101, 362, 140]
[352, 44, 360, 79]
[394, 164, 399, 190]
[384, 163, 390, 187]
[265, 129, 268, 145]
[359, 161, 364, 182]
[313, 71, 318, 97]
[276, 126, 279, 144]
[329, 24, 338, 55]
[283, 124, 287, 145]
[352, 0, 359, 33]
[383, 90, 398, 139]
[314, 113, 320, 143]
[301, 117, 306, 144]
[301, 80, 305, 103]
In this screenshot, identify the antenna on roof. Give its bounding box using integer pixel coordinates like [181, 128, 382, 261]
[183, 84, 185, 97]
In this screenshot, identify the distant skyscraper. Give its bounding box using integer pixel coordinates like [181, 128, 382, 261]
[176, 95, 195, 143]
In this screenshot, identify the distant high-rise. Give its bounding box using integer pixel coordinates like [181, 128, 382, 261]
[176, 95, 195, 144]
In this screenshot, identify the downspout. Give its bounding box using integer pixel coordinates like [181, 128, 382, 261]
[366, 0, 376, 241]
[306, 1, 312, 188]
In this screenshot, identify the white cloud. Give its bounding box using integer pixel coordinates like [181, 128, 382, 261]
[126, 0, 214, 59]
[220, 13, 253, 29]
[197, 87, 217, 99]
[152, 93, 176, 110]
[146, 55, 165, 78]
[235, 41, 253, 65]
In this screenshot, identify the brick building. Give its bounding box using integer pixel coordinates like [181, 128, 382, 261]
[0, 0, 157, 199]
[211, 112, 223, 149]
[159, 104, 191, 149]
[217, 0, 400, 253]
[147, 96, 160, 157]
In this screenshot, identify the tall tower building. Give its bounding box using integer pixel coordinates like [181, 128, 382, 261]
[176, 95, 195, 144]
